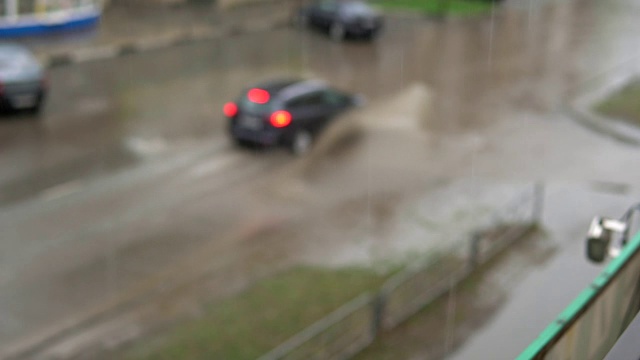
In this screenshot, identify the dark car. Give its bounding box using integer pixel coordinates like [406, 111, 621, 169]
[224, 78, 362, 155]
[295, 0, 383, 41]
[0, 44, 47, 114]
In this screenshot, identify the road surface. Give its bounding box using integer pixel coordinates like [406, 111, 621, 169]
[1, 0, 640, 357]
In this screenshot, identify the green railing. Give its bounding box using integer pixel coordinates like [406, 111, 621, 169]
[517, 230, 640, 360]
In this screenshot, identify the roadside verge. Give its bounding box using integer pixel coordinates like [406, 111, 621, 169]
[565, 70, 640, 146]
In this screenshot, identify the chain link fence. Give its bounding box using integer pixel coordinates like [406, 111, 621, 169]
[259, 183, 543, 360]
[379, 253, 467, 330]
[259, 293, 375, 360]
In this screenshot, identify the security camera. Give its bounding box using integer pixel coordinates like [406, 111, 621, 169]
[586, 217, 627, 263]
[587, 217, 610, 263]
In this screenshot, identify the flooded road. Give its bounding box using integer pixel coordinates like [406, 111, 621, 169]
[1, 0, 638, 201]
[1, 0, 640, 357]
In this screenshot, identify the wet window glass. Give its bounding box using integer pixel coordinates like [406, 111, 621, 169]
[36, 0, 91, 13]
[318, 0, 338, 12]
[239, 94, 276, 114]
[341, 2, 373, 16]
[18, 0, 36, 15]
[323, 90, 348, 106]
[287, 92, 325, 108]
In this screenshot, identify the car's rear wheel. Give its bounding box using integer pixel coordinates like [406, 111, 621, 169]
[28, 92, 45, 116]
[290, 130, 313, 155]
[233, 137, 252, 148]
[330, 22, 346, 41]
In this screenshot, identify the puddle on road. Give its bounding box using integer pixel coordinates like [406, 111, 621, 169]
[254, 84, 533, 268]
[265, 83, 432, 196]
[0, 144, 140, 207]
[288, 179, 534, 269]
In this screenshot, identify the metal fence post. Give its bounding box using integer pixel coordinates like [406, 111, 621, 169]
[533, 182, 545, 223]
[469, 232, 481, 270]
[371, 292, 386, 338]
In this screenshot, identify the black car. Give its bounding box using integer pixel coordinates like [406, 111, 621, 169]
[224, 78, 362, 154]
[295, 0, 383, 41]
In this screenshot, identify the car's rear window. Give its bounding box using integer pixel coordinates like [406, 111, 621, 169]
[341, 2, 374, 16]
[0, 52, 33, 70]
[239, 92, 277, 114]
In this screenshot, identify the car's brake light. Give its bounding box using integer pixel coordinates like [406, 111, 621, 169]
[270, 110, 292, 128]
[248, 88, 270, 104]
[223, 102, 238, 117]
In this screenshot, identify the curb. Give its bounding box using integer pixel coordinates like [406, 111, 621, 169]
[380, 3, 508, 22]
[42, 16, 291, 68]
[564, 70, 640, 146]
[40, 3, 509, 69]
[564, 105, 640, 147]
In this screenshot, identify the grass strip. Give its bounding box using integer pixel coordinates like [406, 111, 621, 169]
[596, 80, 640, 126]
[373, 0, 494, 16]
[124, 266, 389, 360]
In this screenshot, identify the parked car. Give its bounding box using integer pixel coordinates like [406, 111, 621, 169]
[224, 78, 362, 154]
[0, 44, 47, 114]
[295, 0, 384, 41]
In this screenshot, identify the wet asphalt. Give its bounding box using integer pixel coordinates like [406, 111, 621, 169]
[1, 0, 640, 357]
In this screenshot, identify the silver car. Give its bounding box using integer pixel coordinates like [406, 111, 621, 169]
[0, 44, 47, 114]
